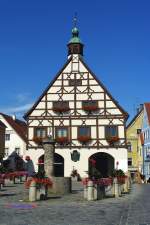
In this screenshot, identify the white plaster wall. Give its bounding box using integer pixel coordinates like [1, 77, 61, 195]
[28, 147, 128, 178]
[0, 116, 27, 159]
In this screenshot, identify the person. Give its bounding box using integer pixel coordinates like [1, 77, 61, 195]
[25, 156, 35, 177]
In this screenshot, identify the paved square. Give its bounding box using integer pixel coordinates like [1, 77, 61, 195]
[0, 182, 150, 225]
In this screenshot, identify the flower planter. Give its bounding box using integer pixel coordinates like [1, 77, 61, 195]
[36, 184, 48, 200]
[56, 137, 69, 143]
[26, 178, 52, 202]
[33, 137, 43, 145]
[83, 105, 98, 112]
[78, 136, 91, 143]
[53, 107, 70, 113]
[107, 137, 119, 145]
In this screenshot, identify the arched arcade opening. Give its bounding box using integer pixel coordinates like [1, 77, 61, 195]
[89, 152, 114, 178]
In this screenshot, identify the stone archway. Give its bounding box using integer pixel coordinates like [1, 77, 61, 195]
[38, 153, 64, 177]
[89, 152, 114, 178]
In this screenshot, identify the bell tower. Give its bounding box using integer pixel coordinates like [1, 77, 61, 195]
[67, 16, 84, 56]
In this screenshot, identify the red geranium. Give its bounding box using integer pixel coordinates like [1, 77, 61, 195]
[89, 158, 96, 166]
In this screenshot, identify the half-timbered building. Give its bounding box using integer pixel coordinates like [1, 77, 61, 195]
[24, 25, 128, 178]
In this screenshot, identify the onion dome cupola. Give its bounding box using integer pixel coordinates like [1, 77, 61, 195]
[67, 24, 84, 56]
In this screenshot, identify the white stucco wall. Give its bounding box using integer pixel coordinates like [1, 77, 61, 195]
[0, 115, 26, 159]
[27, 147, 128, 178]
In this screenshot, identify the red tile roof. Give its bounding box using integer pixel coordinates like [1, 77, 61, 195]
[144, 103, 150, 126]
[0, 113, 27, 143]
[0, 121, 6, 128]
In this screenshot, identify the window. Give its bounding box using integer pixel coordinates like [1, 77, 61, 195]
[78, 126, 91, 137]
[127, 142, 132, 152]
[56, 127, 68, 138]
[82, 100, 98, 111]
[147, 130, 149, 139]
[137, 129, 141, 134]
[78, 126, 91, 143]
[15, 148, 20, 155]
[5, 134, 10, 141]
[55, 127, 69, 143]
[146, 147, 150, 159]
[5, 148, 9, 156]
[105, 126, 118, 139]
[69, 79, 82, 86]
[128, 158, 132, 166]
[34, 127, 47, 138]
[53, 101, 70, 112]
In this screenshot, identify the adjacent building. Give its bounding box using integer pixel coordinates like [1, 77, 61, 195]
[142, 103, 150, 180]
[0, 121, 6, 161]
[126, 106, 144, 177]
[0, 113, 27, 159]
[24, 25, 129, 178]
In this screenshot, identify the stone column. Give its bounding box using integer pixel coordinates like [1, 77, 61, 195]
[42, 137, 55, 178]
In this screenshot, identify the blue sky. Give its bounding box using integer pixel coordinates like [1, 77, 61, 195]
[0, 0, 150, 122]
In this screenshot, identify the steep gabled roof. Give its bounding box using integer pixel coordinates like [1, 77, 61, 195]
[24, 56, 73, 119]
[144, 103, 150, 126]
[79, 57, 129, 120]
[0, 113, 27, 143]
[24, 56, 129, 120]
[127, 107, 143, 129]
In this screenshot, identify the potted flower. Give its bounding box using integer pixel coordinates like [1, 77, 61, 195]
[33, 136, 43, 145]
[25, 171, 53, 201]
[106, 136, 119, 145]
[83, 104, 98, 112]
[71, 169, 80, 181]
[82, 101, 98, 112]
[53, 101, 70, 113]
[78, 136, 91, 143]
[56, 136, 69, 143]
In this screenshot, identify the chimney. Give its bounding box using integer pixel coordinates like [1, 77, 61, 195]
[12, 115, 16, 121]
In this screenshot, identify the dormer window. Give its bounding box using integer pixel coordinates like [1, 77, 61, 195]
[53, 101, 70, 113]
[82, 100, 98, 112]
[105, 126, 119, 145]
[55, 127, 69, 143]
[78, 126, 91, 143]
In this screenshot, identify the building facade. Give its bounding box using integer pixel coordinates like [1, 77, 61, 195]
[126, 107, 144, 177]
[0, 121, 6, 161]
[0, 113, 27, 159]
[24, 26, 128, 178]
[142, 103, 150, 180]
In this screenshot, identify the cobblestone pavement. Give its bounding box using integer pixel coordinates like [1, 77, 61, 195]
[0, 181, 150, 225]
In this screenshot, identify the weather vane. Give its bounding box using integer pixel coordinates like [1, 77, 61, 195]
[73, 12, 77, 27]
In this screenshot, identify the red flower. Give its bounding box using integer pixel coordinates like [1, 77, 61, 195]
[38, 159, 44, 164]
[25, 177, 53, 188]
[89, 158, 96, 166]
